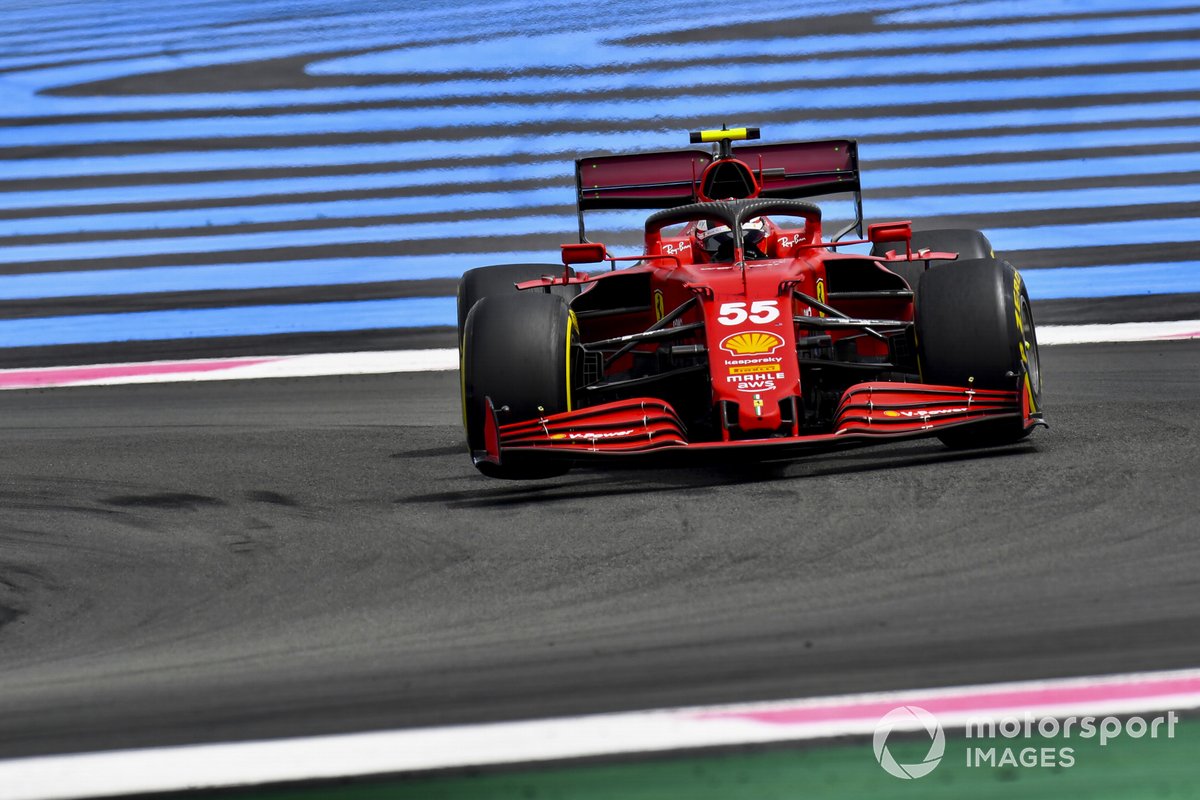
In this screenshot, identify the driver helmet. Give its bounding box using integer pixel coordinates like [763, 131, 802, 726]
[696, 216, 767, 259]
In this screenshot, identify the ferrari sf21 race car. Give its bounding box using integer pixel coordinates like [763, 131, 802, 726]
[459, 127, 1045, 478]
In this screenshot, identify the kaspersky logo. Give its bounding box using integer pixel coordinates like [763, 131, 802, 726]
[719, 331, 784, 356]
[873, 706, 945, 779]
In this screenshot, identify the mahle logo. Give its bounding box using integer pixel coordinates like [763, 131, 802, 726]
[873, 706, 945, 779]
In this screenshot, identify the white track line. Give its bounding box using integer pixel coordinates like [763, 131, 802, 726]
[0, 349, 459, 391]
[1035, 319, 1200, 345]
[0, 320, 1195, 392]
[0, 667, 1198, 800]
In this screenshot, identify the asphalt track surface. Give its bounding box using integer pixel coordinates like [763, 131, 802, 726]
[2, 340, 1199, 760]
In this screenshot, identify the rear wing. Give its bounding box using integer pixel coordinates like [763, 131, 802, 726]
[574, 138, 862, 241]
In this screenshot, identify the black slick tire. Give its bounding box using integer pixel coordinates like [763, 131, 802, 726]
[461, 292, 577, 478]
[915, 257, 1042, 448]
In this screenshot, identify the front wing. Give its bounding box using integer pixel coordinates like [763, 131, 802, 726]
[478, 381, 1045, 467]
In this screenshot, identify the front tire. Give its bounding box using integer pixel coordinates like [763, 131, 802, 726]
[915, 257, 1042, 448]
[461, 293, 577, 478]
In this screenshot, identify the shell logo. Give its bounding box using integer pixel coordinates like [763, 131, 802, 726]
[720, 331, 784, 355]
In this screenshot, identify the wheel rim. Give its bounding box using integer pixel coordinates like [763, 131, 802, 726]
[1020, 296, 1041, 395]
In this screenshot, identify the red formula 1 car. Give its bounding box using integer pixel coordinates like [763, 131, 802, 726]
[459, 127, 1045, 478]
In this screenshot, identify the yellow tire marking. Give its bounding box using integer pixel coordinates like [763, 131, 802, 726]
[566, 310, 579, 412]
[1012, 271, 1038, 413]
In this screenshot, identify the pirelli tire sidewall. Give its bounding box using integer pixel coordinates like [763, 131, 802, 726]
[1014, 276, 1043, 414]
[457, 264, 578, 346]
[915, 257, 1041, 446]
[461, 292, 575, 478]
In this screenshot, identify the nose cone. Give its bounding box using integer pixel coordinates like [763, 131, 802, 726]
[701, 273, 800, 437]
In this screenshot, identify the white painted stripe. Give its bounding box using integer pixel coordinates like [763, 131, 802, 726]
[0, 350, 459, 391]
[0, 321, 1195, 392]
[0, 667, 1197, 800]
[1036, 319, 1200, 345]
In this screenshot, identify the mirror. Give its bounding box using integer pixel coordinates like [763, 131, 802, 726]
[561, 242, 608, 265]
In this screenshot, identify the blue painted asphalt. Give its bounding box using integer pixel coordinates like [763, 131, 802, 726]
[9, 74, 1200, 149]
[2, 183, 1197, 240]
[0, 215, 596, 264]
[5, 0, 1194, 88]
[881, 0, 1200, 22]
[0, 165, 569, 210]
[864, 153, 1200, 190]
[304, 39, 1200, 99]
[3, 151, 1198, 214]
[7, 110, 1200, 182]
[310, 11, 1200, 74]
[0, 0, 718, 99]
[3, 206, 1199, 265]
[1, 0, 1196, 351]
[983, 217, 1200, 252]
[864, 123, 1200, 161]
[0, 257, 1194, 305]
[0, 0, 662, 49]
[0, 297, 457, 348]
[9, 38, 1199, 117]
[1022, 262, 1200, 299]
[0, 262, 1194, 348]
[0, 253, 553, 299]
[0, 188, 574, 237]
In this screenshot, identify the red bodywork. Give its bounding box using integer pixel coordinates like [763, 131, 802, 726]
[476, 137, 1042, 469]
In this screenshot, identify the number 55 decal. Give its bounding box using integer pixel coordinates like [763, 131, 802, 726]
[717, 300, 780, 326]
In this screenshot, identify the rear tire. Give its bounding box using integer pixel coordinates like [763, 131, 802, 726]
[457, 264, 577, 345]
[915, 257, 1042, 448]
[461, 293, 577, 479]
[871, 228, 994, 294]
